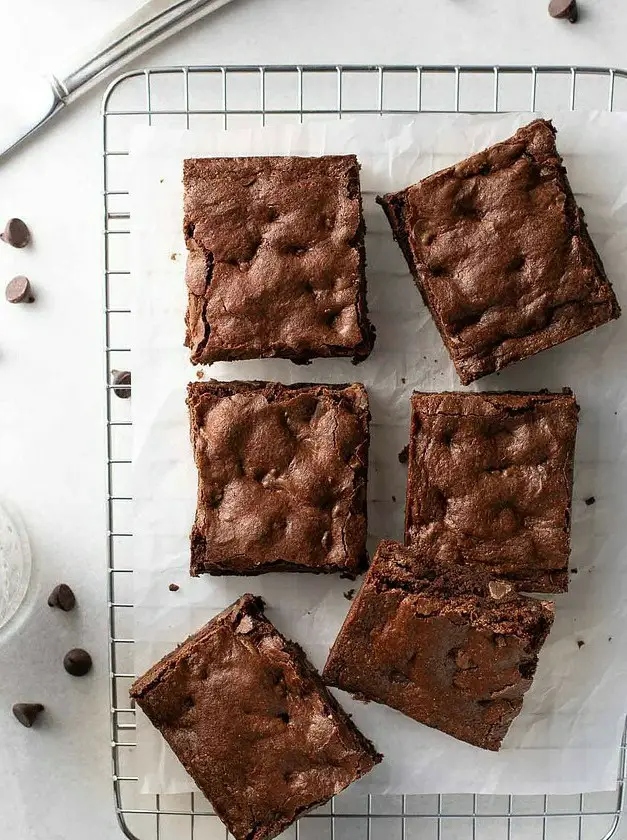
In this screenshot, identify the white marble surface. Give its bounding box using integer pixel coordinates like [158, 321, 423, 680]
[0, 0, 625, 838]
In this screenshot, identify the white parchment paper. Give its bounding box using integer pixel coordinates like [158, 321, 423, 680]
[130, 113, 627, 796]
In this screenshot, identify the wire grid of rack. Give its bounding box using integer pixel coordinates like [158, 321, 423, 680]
[104, 65, 627, 840]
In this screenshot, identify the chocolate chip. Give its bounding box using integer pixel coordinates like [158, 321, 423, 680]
[392, 495, 397, 502]
[63, 648, 92, 677]
[111, 370, 131, 399]
[235, 615, 254, 635]
[398, 445, 409, 464]
[577, 639, 585, 648]
[488, 580, 514, 600]
[168, 583, 179, 592]
[1, 218, 30, 248]
[343, 588, 355, 601]
[47, 584, 76, 612]
[584, 496, 595, 506]
[548, 0, 578, 21]
[571, 567, 578, 574]
[12, 703, 44, 727]
[5, 276, 34, 304]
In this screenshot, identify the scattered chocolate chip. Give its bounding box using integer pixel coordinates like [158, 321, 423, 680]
[392, 495, 397, 502]
[1, 218, 30, 248]
[63, 648, 92, 677]
[609, 636, 613, 642]
[111, 370, 131, 399]
[577, 639, 585, 648]
[548, 0, 578, 21]
[47, 583, 76, 612]
[584, 496, 595, 506]
[398, 445, 409, 464]
[5, 276, 34, 304]
[571, 567, 578, 574]
[168, 583, 180, 592]
[343, 588, 355, 601]
[401, 377, 406, 384]
[12, 703, 44, 727]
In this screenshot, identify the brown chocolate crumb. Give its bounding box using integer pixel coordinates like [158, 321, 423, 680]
[392, 495, 397, 502]
[571, 568, 578, 574]
[196, 369, 205, 379]
[609, 637, 613, 642]
[343, 589, 355, 601]
[401, 377, 406, 384]
[398, 445, 409, 465]
[584, 496, 596, 506]
[169, 583, 180, 592]
[577, 640, 585, 649]
[170, 253, 177, 261]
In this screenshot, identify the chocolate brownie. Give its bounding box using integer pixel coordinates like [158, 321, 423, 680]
[323, 540, 554, 751]
[187, 380, 370, 576]
[184, 155, 374, 364]
[404, 390, 578, 593]
[377, 119, 620, 384]
[131, 595, 381, 840]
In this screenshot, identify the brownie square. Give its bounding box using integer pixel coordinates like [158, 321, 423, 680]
[377, 119, 620, 385]
[187, 380, 370, 576]
[404, 390, 579, 593]
[131, 595, 381, 840]
[184, 155, 374, 364]
[323, 540, 554, 751]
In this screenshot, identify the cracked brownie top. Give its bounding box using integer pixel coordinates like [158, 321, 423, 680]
[186, 380, 370, 576]
[404, 390, 579, 593]
[323, 540, 554, 751]
[183, 155, 374, 364]
[378, 119, 620, 384]
[131, 594, 381, 840]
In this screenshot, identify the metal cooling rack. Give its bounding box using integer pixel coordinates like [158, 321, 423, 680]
[104, 64, 627, 840]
